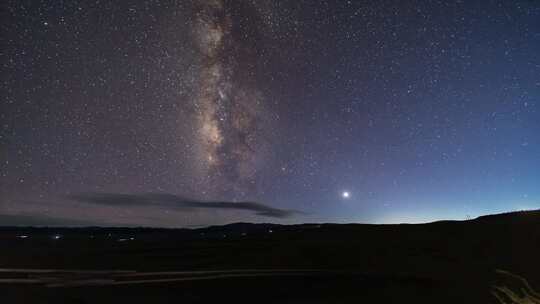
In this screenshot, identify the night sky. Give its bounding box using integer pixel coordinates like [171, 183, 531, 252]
[1, 0, 539, 227]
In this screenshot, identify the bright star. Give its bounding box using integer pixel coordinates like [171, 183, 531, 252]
[342, 191, 350, 199]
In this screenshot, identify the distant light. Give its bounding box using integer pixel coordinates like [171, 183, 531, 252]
[268, 229, 273, 233]
[118, 238, 128, 242]
[52, 235, 62, 240]
[342, 191, 350, 199]
[17, 235, 29, 239]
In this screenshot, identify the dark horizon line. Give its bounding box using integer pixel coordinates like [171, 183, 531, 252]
[1, 209, 538, 230]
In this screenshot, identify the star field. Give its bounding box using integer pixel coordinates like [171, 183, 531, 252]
[1, 0, 539, 227]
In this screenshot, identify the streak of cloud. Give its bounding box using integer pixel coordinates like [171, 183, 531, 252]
[69, 192, 300, 218]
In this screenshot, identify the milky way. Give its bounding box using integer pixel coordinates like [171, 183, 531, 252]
[192, 0, 269, 199]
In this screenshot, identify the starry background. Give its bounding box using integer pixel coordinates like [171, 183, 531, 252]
[1, 0, 539, 227]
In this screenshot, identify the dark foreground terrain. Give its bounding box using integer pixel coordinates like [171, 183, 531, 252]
[1, 210, 539, 303]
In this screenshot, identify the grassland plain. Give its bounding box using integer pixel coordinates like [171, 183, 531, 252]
[1, 210, 538, 303]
